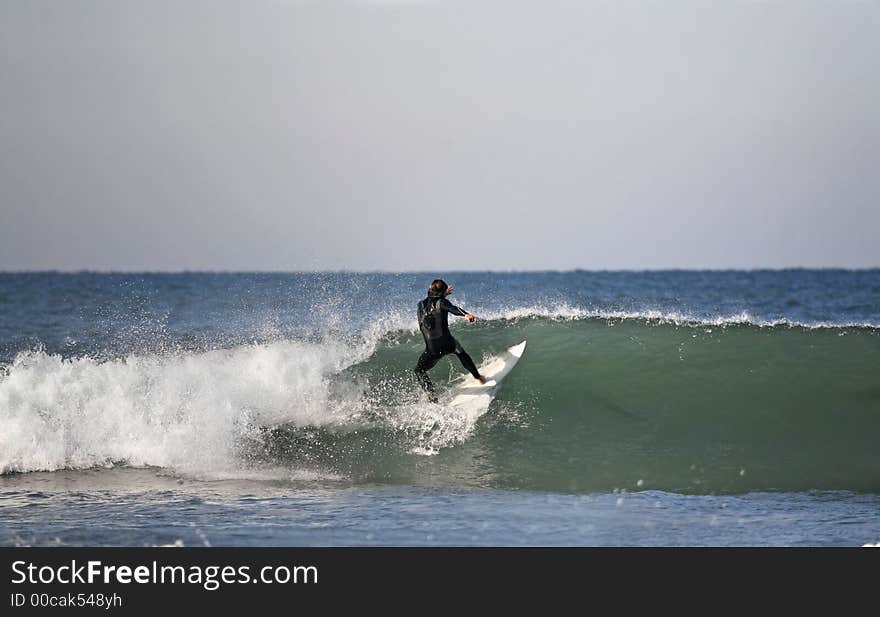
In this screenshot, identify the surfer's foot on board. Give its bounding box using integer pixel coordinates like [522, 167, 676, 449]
[477, 375, 486, 385]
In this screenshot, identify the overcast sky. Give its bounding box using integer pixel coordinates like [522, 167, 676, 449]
[1, 0, 878, 271]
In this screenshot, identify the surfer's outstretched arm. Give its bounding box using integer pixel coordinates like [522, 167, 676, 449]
[441, 298, 477, 322]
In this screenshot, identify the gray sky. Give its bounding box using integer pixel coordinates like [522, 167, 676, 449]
[1, 0, 878, 271]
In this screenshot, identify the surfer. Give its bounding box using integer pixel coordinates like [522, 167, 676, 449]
[415, 279, 486, 402]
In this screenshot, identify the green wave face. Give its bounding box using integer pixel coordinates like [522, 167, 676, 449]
[261, 317, 880, 495]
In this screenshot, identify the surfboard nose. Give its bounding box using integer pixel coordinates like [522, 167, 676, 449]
[508, 341, 527, 358]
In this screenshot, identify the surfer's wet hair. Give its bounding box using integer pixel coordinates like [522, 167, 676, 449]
[428, 279, 449, 297]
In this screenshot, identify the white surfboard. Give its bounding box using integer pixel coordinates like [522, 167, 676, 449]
[446, 340, 526, 419]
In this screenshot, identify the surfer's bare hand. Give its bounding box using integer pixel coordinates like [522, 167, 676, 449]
[466, 314, 476, 323]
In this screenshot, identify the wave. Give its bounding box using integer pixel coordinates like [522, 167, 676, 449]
[1, 313, 878, 494]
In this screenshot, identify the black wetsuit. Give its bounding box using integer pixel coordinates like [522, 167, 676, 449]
[414, 295, 482, 398]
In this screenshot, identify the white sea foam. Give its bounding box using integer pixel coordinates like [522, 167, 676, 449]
[0, 336, 379, 475]
[391, 399, 487, 456]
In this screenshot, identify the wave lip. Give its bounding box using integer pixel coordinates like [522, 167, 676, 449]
[469, 304, 880, 329]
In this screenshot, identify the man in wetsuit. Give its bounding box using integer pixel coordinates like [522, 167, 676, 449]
[414, 279, 485, 401]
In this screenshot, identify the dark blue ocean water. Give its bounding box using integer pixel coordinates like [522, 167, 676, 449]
[1, 270, 879, 546]
[2, 270, 879, 364]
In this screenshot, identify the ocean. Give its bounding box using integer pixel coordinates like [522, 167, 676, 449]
[1, 270, 878, 546]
